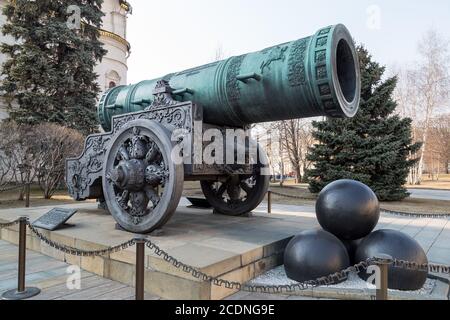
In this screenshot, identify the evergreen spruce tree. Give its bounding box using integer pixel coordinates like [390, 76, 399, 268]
[1, 0, 106, 135]
[306, 46, 421, 201]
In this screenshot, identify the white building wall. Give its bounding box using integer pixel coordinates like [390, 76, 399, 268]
[96, 0, 131, 92]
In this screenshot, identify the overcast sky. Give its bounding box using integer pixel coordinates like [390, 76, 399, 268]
[126, 0, 450, 84]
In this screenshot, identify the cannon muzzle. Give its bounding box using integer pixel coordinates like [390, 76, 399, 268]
[98, 24, 360, 131]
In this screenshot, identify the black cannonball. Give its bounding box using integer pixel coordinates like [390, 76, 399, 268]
[342, 238, 364, 264]
[355, 229, 428, 291]
[284, 229, 350, 283]
[316, 179, 380, 240]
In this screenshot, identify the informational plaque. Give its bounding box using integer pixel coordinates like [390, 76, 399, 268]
[186, 197, 212, 209]
[32, 208, 78, 231]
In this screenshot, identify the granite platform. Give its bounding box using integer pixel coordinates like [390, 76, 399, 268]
[0, 200, 318, 300]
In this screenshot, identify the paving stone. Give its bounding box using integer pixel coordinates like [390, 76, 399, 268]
[144, 269, 210, 300]
[193, 237, 264, 266]
[60, 281, 128, 300]
[235, 292, 289, 300]
[0, 266, 69, 292]
[253, 253, 284, 277]
[287, 295, 319, 300]
[210, 264, 255, 300]
[93, 286, 135, 300]
[105, 259, 134, 286]
[225, 291, 251, 300]
[1, 199, 449, 301]
[427, 247, 450, 265]
[157, 243, 241, 277]
[31, 274, 113, 300]
[40, 242, 65, 261]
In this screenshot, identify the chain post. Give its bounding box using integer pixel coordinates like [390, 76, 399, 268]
[17, 217, 27, 292]
[267, 191, 272, 214]
[134, 237, 146, 300]
[375, 254, 393, 301]
[25, 183, 31, 208]
[1, 217, 40, 300]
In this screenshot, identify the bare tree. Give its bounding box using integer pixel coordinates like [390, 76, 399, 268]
[272, 119, 314, 183]
[0, 122, 40, 199]
[255, 122, 290, 186]
[0, 122, 84, 199]
[425, 114, 450, 177]
[411, 29, 450, 184]
[35, 124, 84, 199]
[393, 66, 423, 184]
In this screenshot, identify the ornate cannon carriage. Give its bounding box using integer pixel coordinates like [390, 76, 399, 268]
[66, 24, 361, 233]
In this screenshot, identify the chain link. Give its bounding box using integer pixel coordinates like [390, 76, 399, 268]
[381, 208, 450, 219]
[0, 218, 22, 229]
[268, 190, 450, 218]
[26, 221, 136, 257]
[145, 238, 376, 293]
[392, 259, 450, 275]
[268, 190, 317, 201]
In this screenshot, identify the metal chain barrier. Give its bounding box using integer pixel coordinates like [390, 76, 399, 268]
[267, 190, 450, 218]
[2, 216, 450, 297]
[0, 218, 22, 229]
[145, 238, 450, 293]
[26, 220, 136, 257]
[145, 238, 374, 293]
[380, 208, 450, 219]
[392, 259, 450, 275]
[268, 190, 317, 201]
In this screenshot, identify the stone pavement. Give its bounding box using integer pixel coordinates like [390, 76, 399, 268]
[0, 199, 449, 300]
[0, 201, 318, 299]
[408, 188, 450, 201]
[0, 240, 160, 300]
[0, 240, 322, 300]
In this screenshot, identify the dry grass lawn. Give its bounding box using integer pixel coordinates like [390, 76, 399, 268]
[0, 186, 78, 210]
[407, 174, 450, 190]
[183, 181, 450, 215]
[1, 181, 448, 214]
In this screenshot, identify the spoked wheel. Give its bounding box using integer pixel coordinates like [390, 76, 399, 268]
[102, 119, 183, 233]
[200, 148, 270, 216]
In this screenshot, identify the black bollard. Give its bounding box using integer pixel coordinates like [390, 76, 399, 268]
[134, 237, 146, 300]
[1, 217, 41, 300]
[25, 183, 30, 208]
[375, 254, 393, 300]
[267, 191, 272, 214]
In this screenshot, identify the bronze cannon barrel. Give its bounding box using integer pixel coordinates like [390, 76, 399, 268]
[98, 24, 360, 131]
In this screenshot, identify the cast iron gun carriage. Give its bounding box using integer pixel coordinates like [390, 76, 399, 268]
[66, 24, 361, 233]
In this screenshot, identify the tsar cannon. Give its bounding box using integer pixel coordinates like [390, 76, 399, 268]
[66, 24, 361, 233]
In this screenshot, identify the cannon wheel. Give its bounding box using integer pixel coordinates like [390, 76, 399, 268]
[102, 119, 184, 233]
[200, 148, 270, 216]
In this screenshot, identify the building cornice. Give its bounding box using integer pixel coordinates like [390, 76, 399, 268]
[98, 28, 131, 53]
[119, 0, 132, 14]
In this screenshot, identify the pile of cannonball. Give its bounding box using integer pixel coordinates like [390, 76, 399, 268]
[284, 179, 428, 291]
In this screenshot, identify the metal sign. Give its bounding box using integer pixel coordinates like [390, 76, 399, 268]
[32, 208, 78, 231]
[186, 197, 212, 209]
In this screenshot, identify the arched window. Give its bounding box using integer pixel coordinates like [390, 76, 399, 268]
[105, 70, 121, 91]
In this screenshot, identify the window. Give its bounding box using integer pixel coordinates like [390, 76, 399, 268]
[105, 70, 121, 91]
